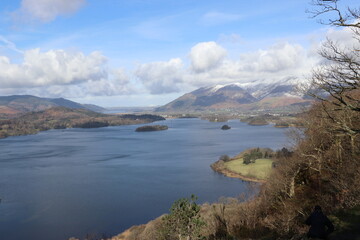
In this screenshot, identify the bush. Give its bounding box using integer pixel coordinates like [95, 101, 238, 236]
[158, 195, 206, 240]
[219, 155, 231, 162]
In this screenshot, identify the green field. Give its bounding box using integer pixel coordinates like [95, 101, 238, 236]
[224, 158, 273, 180]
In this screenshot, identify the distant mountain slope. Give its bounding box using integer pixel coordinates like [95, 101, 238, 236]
[157, 84, 256, 112]
[156, 80, 313, 112]
[46, 97, 85, 109]
[0, 95, 106, 117]
[82, 104, 107, 112]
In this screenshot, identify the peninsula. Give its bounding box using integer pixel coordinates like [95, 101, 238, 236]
[211, 148, 275, 183]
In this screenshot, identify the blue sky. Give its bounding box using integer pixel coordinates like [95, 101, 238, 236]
[0, 0, 357, 107]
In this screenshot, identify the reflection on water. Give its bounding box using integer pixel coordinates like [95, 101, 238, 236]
[0, 118, 289, 240]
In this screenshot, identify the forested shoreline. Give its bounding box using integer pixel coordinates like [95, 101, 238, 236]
[0, 107, 165, 139]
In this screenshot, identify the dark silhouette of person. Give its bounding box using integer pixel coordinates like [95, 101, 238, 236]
[306, 205, 334, 239]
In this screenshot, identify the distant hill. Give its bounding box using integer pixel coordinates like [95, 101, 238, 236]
[156, 79, 313, 112]
[0, 95, 106, 117]
[0, 107, 165, 139]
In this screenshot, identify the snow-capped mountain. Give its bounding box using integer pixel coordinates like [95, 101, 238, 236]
[156, 79, 312, 112]
[239, 77, 303, 99]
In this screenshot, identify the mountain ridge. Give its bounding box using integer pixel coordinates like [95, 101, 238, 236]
[156, 80, 312, 112]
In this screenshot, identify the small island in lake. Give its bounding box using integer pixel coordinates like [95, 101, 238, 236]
[221, 124, 231, 130]
[135, 125, 168, 132]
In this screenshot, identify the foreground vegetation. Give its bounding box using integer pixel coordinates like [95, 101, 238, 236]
[0, 107, 165, 139]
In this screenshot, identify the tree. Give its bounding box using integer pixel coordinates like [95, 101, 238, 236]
[159, 195, 206, 240]
[305, 0, 360, 135]
[243, 153, 251, 165]
[251, 149, 263, 161]
[294, 0, 360, 208]
[276, 147, 293, 158]
[219, 154, 231, 162]
[250, 2, 360, 236]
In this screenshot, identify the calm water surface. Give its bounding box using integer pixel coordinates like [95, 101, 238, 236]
[0, 118, 290, 240]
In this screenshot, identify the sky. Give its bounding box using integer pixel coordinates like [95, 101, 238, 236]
[0, 0, 357, 107]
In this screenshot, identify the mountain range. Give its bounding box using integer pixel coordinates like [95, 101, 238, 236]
[0, 79, 314, 117]
[156, 79, 313, 112]
[0, 95, 106, 117]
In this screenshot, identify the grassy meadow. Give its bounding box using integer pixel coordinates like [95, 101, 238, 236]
[224, 158, 273, 180]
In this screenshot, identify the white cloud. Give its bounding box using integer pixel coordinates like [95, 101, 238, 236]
[209, 42, 315, 86]
[0, 36, 24, 54]
[189, 41, 227, 73]
[13, 0, 86, 23]
[85, 68, 132, 96]
[322, 27, 360, 61]
[135, 58, 184, 94]
[0, 41, 315, 98]
[4, 26, 354, 100]
[200, 11, 242, 26]
[240, 42, 306, 73]
[0, 67, 132, 98]
[120, 41, 314, 95]
[137, 41, 318, 92]
[0, 49, 107, 88]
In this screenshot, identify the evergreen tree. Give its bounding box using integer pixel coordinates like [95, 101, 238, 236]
[159, 195, 206, 240]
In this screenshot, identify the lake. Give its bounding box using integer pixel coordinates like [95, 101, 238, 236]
[0, 118, 290, 240]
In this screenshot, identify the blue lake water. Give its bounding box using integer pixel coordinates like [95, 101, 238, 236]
[0, 118, 290, 240]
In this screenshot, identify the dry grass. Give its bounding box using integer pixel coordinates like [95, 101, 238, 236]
[224, 158, 273, 180]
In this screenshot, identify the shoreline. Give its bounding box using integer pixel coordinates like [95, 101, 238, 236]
[210, 160, 266, 183]
[110, 160, 267, 240]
